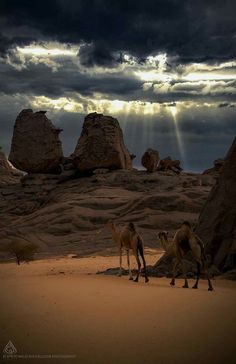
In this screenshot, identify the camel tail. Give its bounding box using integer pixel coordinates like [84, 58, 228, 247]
[197, 236, 207, 268]
[137, 235, 148, 281]
[137, 236, 144, 256]
[137, 235, 147, 269]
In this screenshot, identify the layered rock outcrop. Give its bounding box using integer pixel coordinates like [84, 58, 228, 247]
[141, 148, 160, 172]
[203, 158, 225, 175]
[9, 109, 63, 173]
[196, 138, 236, 272]
[72, 113, 132, 172]
[153, 138, 236, 277]
[157, 156, 182, 174]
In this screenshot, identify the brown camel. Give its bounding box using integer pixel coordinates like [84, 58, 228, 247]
[107, 220, 149, 283]
[158, 221, 213, 291]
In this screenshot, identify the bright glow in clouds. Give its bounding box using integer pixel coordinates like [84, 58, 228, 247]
[184, 72, 236, 81]
[12, 43, 236, 88]
[30, 95, 165, 115]
[30, 95, 221, 117]
[17, 43, 78, 57]
[146, 53, 167, 70]
[136, 70, 172, 82]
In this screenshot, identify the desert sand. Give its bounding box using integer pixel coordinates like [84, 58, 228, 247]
[0, 254, 235, 364]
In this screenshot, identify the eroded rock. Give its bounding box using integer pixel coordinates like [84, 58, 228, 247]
[9, 109, 63, 173]
[72, 112, 132, 173]
[157, 156, 182, 174]
[141, 148, 160, 172]
[203, 158, 225, 175]
[196, 138, 236, 272]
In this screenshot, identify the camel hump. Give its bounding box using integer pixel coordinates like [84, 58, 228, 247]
[182, 221, 192, 229]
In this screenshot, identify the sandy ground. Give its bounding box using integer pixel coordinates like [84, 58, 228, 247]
[0, 254, 236, 364]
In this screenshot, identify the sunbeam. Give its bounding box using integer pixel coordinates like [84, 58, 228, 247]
[169, 105, 185, 164]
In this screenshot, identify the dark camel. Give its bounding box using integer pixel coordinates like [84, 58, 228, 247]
[158, 221, 213, 291]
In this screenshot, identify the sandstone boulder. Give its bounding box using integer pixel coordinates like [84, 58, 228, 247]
[9, 109, 63, 173]
[196, 138, 236, 272]
[141, 148, 160, 172]
[0, 148, 13, 173]
[72, 113, 132, 172]
[157, 156, 182, 173]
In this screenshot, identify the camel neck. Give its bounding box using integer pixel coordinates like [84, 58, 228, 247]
[160, 236, 171, 252]
[111, 224, 119, 236]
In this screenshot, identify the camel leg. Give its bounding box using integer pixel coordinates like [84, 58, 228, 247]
[192, 261, 201, 289]
[118, 248, 122, 277]
[133, 253, 141, 282]
[140, 249, 149, 283]
[192, 258, 214, 291]
[127, 250, 133, 280]
[205, 266, 214, 291]
[181, 260, 189, 288]
[170, 259, 179, 286]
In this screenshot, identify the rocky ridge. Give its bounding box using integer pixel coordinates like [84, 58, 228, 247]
[0, 169, 214, 257]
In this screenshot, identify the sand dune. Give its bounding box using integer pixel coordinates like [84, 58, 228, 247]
[0, 256, 235, 364]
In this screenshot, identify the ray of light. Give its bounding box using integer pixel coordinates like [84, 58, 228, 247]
[169, 105, 186, 164]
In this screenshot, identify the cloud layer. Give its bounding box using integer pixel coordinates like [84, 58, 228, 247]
[0, 1, 236, 171]
[1, 1, 236, 63]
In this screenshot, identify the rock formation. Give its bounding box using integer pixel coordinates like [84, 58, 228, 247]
[141, 148, 160, 172]
[72, 113, 132, 172]
[0, 148, 13, 173]
[157, 156, 182, 174]
[203, 158, 225, 175]
[153, 138, 236, 277]
[9, 109, 63, 173]
[196, 138, 236, 272]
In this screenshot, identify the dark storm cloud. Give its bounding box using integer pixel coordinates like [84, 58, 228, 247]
[1, 57, 236, 104]
[218, 102, 235, 108]
[78, 43, 118, 68]
[1, 0, 236, 64]
[0, 60, 142, 98]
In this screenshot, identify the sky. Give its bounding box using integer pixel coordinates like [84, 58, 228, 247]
[0, 0, 236, 172]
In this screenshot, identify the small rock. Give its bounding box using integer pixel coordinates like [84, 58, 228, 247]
[93, 168, 110, 175]
[141, 148, 160, 173]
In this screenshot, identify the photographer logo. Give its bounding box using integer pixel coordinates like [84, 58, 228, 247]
[3, 340, 17, 355]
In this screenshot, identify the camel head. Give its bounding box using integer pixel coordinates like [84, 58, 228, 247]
[106, 219, 114, 228]
[106, 220, 118, 232]
[179, 221, 193, 237]
[181, 221, 192, 231]
[128, 222, 135, 232]
[157, 231, 170, 251]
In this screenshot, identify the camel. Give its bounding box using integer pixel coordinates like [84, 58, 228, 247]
[107, 220, 149, 283]
[158, 221, 213, 291]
